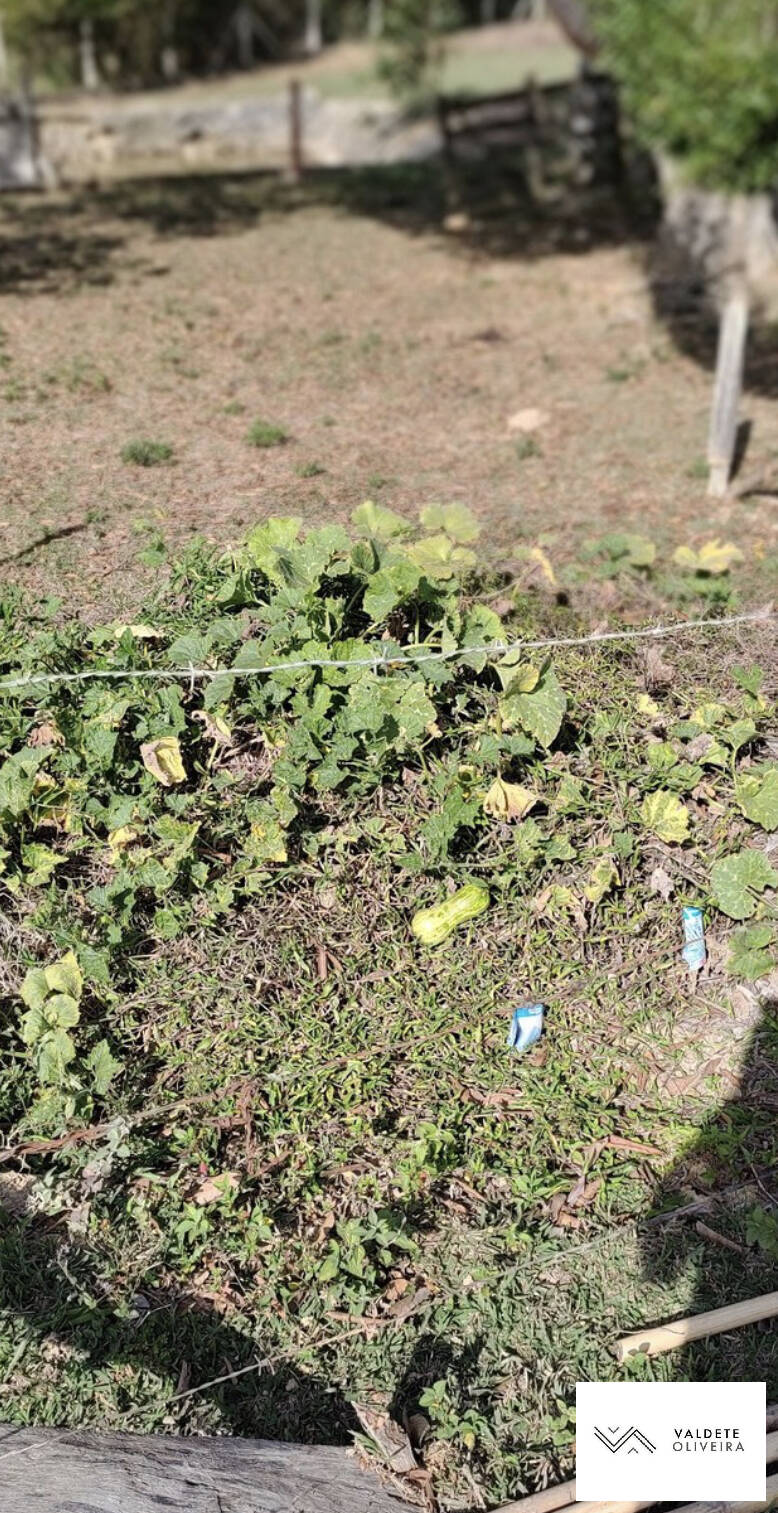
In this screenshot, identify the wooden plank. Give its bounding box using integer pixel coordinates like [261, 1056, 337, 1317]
[0, 1424, 403, 1513]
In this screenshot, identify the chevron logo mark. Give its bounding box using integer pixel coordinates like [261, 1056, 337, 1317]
[594, 1425, 657, 1455]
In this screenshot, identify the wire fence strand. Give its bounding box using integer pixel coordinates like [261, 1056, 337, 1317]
[0, 608, 774, 696]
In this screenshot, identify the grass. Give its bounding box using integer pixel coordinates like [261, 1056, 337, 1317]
[0, 513, 776, 1504]
[121, 438, 175, 467]
[246, 419, 288, 448]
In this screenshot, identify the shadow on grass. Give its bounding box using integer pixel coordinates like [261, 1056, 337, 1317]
[638, 980, 778, 1391]
[6, 152, 778, 394]
[0, 521, 91, 569]
[0, 1218, 358, 1443]
[0, 152, 657, 293]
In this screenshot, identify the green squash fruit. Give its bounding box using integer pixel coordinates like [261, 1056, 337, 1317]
[411, 884, 489, 946]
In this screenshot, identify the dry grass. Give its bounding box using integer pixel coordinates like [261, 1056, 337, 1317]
[0, 164, 776, 615]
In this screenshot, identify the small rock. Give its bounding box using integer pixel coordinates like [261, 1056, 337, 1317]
[443, 211, 471, 233]
[507, 407, 551, 434]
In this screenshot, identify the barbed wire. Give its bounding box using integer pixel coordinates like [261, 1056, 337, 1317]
[0, 608, 773, 696]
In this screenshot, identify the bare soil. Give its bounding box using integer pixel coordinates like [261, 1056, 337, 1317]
[0, 164, 776, 614]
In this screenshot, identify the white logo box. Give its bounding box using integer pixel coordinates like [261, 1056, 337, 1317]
[576, 1382, 765, 1501]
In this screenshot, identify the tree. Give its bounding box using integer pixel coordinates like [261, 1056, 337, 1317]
[303, 0, 322, 53]
[587, 0, 778, 495]
[367, 0, 384, 38]
[588, 0, 778, 194]
[378, 0, 462, 99]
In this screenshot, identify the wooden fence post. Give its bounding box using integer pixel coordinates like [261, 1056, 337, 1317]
[289, 78, 303, 183]
[707, 283, 749, 498]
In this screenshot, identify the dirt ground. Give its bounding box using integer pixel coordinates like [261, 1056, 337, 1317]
[0, 163, 776, 613]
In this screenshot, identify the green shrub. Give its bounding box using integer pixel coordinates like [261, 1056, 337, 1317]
[121, 439, 174, 467]
[590, 0, 778, 192]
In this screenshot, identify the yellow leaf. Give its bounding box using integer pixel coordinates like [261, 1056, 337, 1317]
[636, 693, 659, 718]
[515, 544, 557, 587]
[249, 819, 287, 864]
[691, 702, 728, 730]
[140, 737, 186, 787]
[497, 651, 540, 694]
[673, 539, 743, 575]
[640, 790, 690, 844]
[113, 623, 164, 640]
[108, 825, 140, 859]
[584, 856, 619, 905]
[193, 710, 233, 747]
[483, 777, 538, 822]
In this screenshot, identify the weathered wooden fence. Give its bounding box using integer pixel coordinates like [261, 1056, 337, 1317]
[437, 68, 621, 187]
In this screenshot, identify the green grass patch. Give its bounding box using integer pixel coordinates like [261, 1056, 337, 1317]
[121, 438, 174, 467]
[246, 419, 288, 448]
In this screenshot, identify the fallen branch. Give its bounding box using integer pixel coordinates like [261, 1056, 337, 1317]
[694, 1220, 748, 1255]
[615, 1289, 778, 1361]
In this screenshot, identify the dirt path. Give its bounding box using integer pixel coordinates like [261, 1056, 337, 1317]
[0, 169, 775, 613]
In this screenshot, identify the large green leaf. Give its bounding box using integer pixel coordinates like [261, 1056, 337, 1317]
[46, 993, 80, 1029]
[727, 923, 776, 979]
[736, 769, 778, 831]
[499, 667, 566, 748]
[244, 516, 302, 581]
[351, 501, 411, 539]
[599, 532, 656, 567]
[711, 849, 778, 920]
[23, 843, 62, 887]
[419, 503, 480, 543]
[406, 534, 478, 580]
[36, 1028, 76, 1084]
[87, 1038, 122, 1096]
[362, 557, 421, 623]
[392, 682, 437, 748]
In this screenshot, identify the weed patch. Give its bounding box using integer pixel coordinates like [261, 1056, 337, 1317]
[0, 509, 775, 1501]
[246, 419, 289, 448]
[121, 439, 175, 467]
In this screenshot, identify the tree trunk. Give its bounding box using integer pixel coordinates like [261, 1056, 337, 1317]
[303, 0, 323, 56]
[0, 1424, 403, 1513]
[79, 16, 100, 91]
[234, 1, 254, 68]
[480, 0, 497, 23]
[0, 12, 9, 90]
[367, 0, 384, 39]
